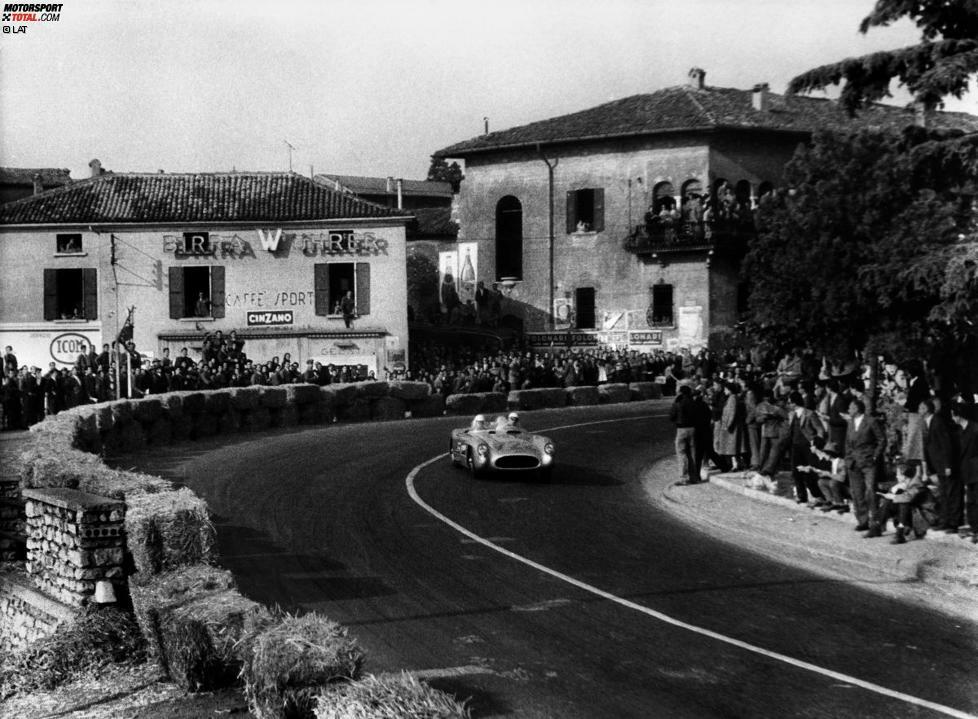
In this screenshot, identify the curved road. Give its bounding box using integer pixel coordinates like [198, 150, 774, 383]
[129, 402, 978, 719]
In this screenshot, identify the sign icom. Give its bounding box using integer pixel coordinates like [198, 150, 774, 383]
[50, 333, 90, 364]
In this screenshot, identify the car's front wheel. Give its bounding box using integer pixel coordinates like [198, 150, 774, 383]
[467, 449, 483, 479]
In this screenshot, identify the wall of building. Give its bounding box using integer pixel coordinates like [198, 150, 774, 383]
[0, 223, 409, 373]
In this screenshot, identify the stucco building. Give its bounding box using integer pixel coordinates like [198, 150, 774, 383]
[434, 68, 978, 352]
[0, 171, 412, 375]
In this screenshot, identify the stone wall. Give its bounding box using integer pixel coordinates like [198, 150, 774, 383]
[0, 570, 75, 653]
[23, 488, 126, 607]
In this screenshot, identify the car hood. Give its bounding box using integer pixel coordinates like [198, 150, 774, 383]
[480, 432, 541, 453]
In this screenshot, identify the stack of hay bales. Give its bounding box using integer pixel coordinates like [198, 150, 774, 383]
[507, 388, 567, 411]
[315, 673, 471, 719]
[22, 488, 126, 607]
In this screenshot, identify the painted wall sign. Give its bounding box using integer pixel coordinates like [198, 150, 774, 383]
[246, 310, 294, 326]
[225, 290, 314, 309]
[629, 330, 663, 345]
[526, 332, 599, 347]
[162, 229, 389, 259]
[50, 332, 90, 364]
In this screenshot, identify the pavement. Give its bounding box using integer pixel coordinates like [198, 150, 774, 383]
[645, 456, 978, 624]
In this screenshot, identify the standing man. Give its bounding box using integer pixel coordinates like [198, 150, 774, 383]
[921, 399, 959, 533]
[845, 398, 887, 537]
[950, 403, 978, 543]
[340, 290, 356, 329]
[787, 391, 826, 504]
[670, 384, 698, 485]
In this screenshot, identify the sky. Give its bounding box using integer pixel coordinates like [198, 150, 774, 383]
[1, 0, 976, 182]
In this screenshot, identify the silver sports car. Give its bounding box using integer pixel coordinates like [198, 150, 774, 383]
[449, 413, 555, 481]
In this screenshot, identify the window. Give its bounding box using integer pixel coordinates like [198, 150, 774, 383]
[314, 262, 371, 317]
[566, 188, 604, 233]
[495, 196, 523, 281]
[168, 266, 226, 319]
[56, 233, 82, 254]
[650, 284, 674, 327]
[575, 287, 595, 329]
[652, 182, 676, 215]
[43, 268, 97, 320]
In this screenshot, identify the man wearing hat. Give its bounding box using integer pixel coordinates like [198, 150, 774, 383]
[670, 383, 698, 485]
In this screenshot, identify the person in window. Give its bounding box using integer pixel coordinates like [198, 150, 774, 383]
[194, 292, 211, 318]
[341, 290, 356, 329]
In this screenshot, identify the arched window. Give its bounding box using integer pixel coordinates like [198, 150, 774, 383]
[681, 179, 704, 222]
[652, 181, 676, 214]
[495, 196, 523, 281]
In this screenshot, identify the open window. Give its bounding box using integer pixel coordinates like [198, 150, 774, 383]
[650, 284, 674, 327]
[313, 262, 371, 317]
[495, 196, 523, 281]
[575, 287, 595, 329]
[566, 188, 604, 233]
[55, 233, 83, 254]
[168, 266, 226, 319]
[43, 268, 98, 320]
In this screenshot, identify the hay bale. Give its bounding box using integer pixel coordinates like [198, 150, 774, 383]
[171, 415, 192, 442]
[147, 417, 173, 446]
[94, 404, 115, 433]
[218, 409, 241, 435]
[408, 394, 445, 418]
[241, 612, 364, 719]
[445, 392, 506, 415]
[370, 397, 406, 421]
[205, 390, 231, 415]
[182, 392, 206, 415]
[119, 421, 146, 452]
[336, 398, 370, 423]
[324, 383, 358, 407]
[354, 380, 389, 399]
[260, 387, 288, 409]
[230, 387, 262, 411]
[242, 407, 271, 432]
[277, 405, 299, 427]
[315, 673, 470, 719]
[388, 381, 431, 401]
[110, 400, 134, 426]
[566, 386, 600, 406]
[508, 388, 565, 411]
[598, 383, 631, 404]
[159, 393, 184, 416]
[285, 384, 321, 406]
[298, 403, 323, 425]
[132, 398, 163, 425]
[126, 489, 215, 576]
[193, 413, 218, 438]
[629, 381, 663, 400]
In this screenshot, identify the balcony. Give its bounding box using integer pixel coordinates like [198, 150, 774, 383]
[623, 217, 753, 258]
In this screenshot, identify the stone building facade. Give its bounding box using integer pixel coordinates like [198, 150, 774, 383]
[0, 171, 412, 375]
[434, 68, 978, 351]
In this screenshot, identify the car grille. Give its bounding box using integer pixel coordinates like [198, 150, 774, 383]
[494, 456, 540, 469]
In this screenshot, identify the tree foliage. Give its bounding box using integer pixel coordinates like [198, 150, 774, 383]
[787, 0, 978, 112]
[427, 155, 464, 192]
[744, 128, 978, 362]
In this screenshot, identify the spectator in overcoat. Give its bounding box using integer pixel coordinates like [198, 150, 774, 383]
[845, 398, 887, 537]
[786, 391, 826, 504]
[951, 403, 978, 543]
[920, 399, 959, 533]
[716, 382, 748, 471]
[670, 384, 698, 485]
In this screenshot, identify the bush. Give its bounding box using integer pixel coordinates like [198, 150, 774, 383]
[315, 672, 470, 719]
[241, 612, 364, 719]
[0, 606, 146, 698]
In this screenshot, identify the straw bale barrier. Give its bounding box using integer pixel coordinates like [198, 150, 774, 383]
[630, 381, 663, 400]
[508, 387, 567, 411]
[410, 393, 445, 418]
[388, 380, 431, 401]
[126, 489, 215, 576]
[565, 386, 601, 406]
[598, 382, 631, 404]
[444, 392, 507, 415]
[315, 672, 471, 719]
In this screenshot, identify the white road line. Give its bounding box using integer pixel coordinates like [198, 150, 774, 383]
[405, 414, 977, 719]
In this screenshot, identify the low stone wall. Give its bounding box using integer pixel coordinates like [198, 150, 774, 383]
[0, 569, 75, 653]
[24, 488, 126, 607]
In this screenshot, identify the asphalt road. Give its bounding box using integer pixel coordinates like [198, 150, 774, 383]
[129, 401, 978, 719]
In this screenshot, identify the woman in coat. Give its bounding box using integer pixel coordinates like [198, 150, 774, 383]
[716, 382, 749, 471]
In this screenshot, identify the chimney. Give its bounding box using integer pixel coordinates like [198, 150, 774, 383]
[752, 83, 770, 111]
[32, 173, 44, 195]
[89, 158, 102, 177]
[396, 178, 403, 210]
[386, 176, 393, 193]
[687, 67, 706, 90]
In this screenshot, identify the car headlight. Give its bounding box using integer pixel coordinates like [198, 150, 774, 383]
[477, 444, 489, 457]
[544, 443, 555, 455]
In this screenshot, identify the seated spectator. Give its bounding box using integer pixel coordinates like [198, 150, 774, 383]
[877, 459, 930, 543]
[805, 438, 849, 513]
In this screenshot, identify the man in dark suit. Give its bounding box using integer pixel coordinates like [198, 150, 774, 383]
[920, 399, 959, 533]
[845, 398, 887, 537]
[950, 403, 977, 542]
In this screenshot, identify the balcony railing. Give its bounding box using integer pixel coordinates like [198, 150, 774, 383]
[623, 217, 753, 256]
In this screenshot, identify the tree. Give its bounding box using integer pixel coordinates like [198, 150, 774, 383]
[788, 0, 978, 113]
[744, 127, 977, 364]
[407, 250, 440, 322]
[427, 156, 464, 193]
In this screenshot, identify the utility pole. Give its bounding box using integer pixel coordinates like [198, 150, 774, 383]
[536, 144, 558, 330]
[284, 140, 296, 172]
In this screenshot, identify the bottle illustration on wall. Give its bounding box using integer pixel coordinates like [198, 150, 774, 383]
[459, 248, 476, 304]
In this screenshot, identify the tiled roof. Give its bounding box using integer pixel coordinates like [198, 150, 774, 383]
[0, 167, 72, 187]
[407, 207, 458, 240]
[0, 172, 407, 225]
[316, 174, 453, 198]
[435, 84, 978, 157]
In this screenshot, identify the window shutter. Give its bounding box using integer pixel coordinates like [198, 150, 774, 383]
[314, 264, 330, 316]
[356, 262, 371, 316]
[168, 267, 184, 319]
[82, 268, 98, 320]
[565, 191, 577, 234]
[43, 269, 57, 320]
[593, 188, 605, 232]
[210, 266, 226, 318]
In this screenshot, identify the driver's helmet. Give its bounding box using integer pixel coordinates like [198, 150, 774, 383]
[507, 411, 520, 425]
[471, 414, 487, 430]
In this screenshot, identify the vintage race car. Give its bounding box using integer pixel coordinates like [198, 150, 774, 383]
[449, 414, 555, 480]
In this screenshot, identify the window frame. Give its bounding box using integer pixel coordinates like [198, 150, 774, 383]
[168, 265, 226, 319]
[566, 188, 605, 234]
[314, 261, 371, 318]
[43, 267, 98, 321]
[650, 284, 674, 328]
[55, 233, 84, 255]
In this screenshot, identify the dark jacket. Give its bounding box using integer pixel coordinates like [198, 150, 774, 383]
[845, 414, 885, 469]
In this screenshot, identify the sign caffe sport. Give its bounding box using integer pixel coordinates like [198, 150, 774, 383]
[163, 229, 389, 259]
